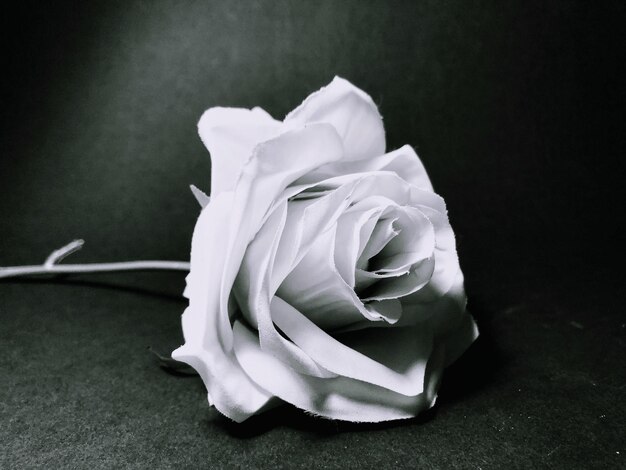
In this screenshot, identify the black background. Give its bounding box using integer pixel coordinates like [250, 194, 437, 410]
[1, 1, 624, 468]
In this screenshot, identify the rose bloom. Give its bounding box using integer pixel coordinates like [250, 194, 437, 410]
[173, 77, 478, 423]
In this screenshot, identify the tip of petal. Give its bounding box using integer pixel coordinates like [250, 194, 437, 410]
[170, 345, 190, 362]
[284, 77, 385, 161]
[329, 76, 377, 103]
[288, 76, 379, 118]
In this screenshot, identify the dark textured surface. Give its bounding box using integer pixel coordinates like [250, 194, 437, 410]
[1, 1, 624, 468]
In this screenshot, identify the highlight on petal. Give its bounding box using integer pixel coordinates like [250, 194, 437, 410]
[198, 106, 283, 196]
[285, 76, 385, 161]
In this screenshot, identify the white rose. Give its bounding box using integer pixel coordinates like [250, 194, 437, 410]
[172, 77, 478, 423]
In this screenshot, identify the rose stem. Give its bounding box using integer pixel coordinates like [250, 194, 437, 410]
[0, 239, 190, 279]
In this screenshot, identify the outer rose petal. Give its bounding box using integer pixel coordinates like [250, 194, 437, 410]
[174, 124, 345, 421]
[200, 77, 385, 197]
[217, 124, 345, 344]
[285, 76, 385, 161]
[355, 145, 434, 192]
[407, 270, 475, 354]
[296, 145, 434, 192]
[271, 296, 430, 396]
[198, 107, 283, 196]
[172, 192, 273, 422]
[232, 319, 442, 422]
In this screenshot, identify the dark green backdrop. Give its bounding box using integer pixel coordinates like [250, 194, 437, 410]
[1, 1, 624, 468]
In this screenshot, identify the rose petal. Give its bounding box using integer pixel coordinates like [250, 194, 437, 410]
[357, 215, 398, 265]
[172, 192, 273, 422]
[369, 206, 435, 274]
[360, 258, 435, 302]
[271, 297, 431, 396]
[355, 268, 409, 292]
[403, 270, 477, 367]
[349, 145, 434, 191]
[364, 299, 403, 324]
[339, 268, 468, 334]
[352, 204, 438, 299]
[296, 145, 434, 192]
[197, 107, 283, 196]
[298, 171, 446, 214]
[234, 201, 335, 378]
[285, 76, 385, 161]
[277, 228, 374, 329]
[175, 125, 345, 419]
[270, 181, 357, 295]
[217, 123, 345, 344]
[401, 205, 459, 304]
[334, 206, 385, 288]
[280, 173, 445, 308]
[378, 267, 467, 341]
[232, 316, 442, 422]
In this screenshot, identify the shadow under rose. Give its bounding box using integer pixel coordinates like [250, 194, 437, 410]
[437, 303, 505, 405]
